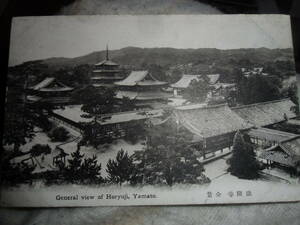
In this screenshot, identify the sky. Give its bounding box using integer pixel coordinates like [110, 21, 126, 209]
[9, 15, 293, 66]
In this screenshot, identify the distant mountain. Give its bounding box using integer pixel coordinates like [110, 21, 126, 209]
[39, 47, 294, 70]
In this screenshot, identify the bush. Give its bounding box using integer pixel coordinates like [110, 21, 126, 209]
[30, 144, 51, 157]
[37, 115, 53, 132]
[49, 127, 70, 142]
[1, 161, 36, 187]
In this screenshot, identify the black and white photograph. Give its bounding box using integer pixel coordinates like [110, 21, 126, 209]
[1, 14, 300, 207]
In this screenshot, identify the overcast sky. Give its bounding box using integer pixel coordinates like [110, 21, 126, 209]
[9, 15, 293, 66]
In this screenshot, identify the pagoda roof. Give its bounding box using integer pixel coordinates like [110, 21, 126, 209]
[171, 74, 220, 89]
[115, 71, 167, 86]
[30, 77, 73, 92]
[232, 99, 296, 127]
[95, 59, 119, 66]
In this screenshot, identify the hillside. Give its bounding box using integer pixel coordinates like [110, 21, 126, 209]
[39, 47, 295, 69]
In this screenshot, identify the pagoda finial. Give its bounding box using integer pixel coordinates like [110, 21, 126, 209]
[106, 44, 109, 60]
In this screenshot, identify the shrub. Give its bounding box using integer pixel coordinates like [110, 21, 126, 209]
[49, 126, 70, 142]
[30, 144, 51, 157]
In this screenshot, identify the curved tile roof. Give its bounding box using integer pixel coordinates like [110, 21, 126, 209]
[232, 99, 296, 127]
[174, 104, 253, 139]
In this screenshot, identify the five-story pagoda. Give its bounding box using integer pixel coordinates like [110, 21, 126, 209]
[91, 45, 123, 87]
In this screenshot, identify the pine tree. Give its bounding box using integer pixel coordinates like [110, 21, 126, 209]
[81, 155, 102, 184]
[228, 131, 260, 179]
[133, 123, 209, 186]
[64, 149, 84, 183]
[64, 149, 103, 184]
[106, 149, 135, 185]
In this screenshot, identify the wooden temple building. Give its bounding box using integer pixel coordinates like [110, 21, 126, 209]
[259, 136, 300, 175]
[91, 46, 123, 87]
[27, 77, 74, 105]
[50, 96, 299, 166]
[51, 107, 164, 140]
[115, 70, 171, 108]
[171, 74, 220, 97]
[232, 99, 296, 127]
[160, 103, 253, 159]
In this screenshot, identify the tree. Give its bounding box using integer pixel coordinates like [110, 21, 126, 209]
[49, 127, 70, 142]
[1, 160, 36, 186]
[133, 122, 209, 186]
[117, 97, 136, 112]
[80, 87, 117, 115]
[63, 149, 102, 184]
[285, 82, 299, 115]
[236, 74, 281, 105]
[81, 155, 103, 184]
[34, 114, 53, 132]
[20, 144, 52, 166]
[106, 149, 136, 185]
[227, 131, 260, 179]
[30, 144, 51, 157]
[184, 76, 213, 103]
[123, 120, 146, 144]
[3, 89, 35, 152]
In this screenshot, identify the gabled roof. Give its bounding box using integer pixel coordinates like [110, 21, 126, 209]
[30, 77, 73, 92]
[97, 109, 163, 125]
[116, 90, 171, 100]
[259, 137, 300, 167]
[174, 104, 253, 139]
[248, 127, 299, 143]
[207, 74, 220, 84]
[171, 74, 220, 89]
[280, 137, 300, 158]
[115, 71, 167, 86]
[171, 75, 201, 89]
[232, 99, 296, 127]
[259, 147, 295, 167]
[95, 59, 119, 66]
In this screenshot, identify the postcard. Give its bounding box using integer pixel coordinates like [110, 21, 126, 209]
[1, 15, 300, 207]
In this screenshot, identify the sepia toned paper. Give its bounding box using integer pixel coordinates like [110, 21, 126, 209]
[1, 15, 300, 207]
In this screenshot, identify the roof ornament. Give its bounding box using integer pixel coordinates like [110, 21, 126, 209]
[106, 44, 109, 60]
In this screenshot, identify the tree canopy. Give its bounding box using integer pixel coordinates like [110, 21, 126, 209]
[235, 73, 281, 105]
[227, 131, 260, 179]
[183, 75, 214, 103]
[133, 122, 209, 186]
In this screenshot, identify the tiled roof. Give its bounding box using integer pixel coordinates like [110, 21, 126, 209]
[174, 104, 253, 139]
[171, 74, 220, 89]
[95, 59, 119, 66]
[171, 75, 201, 89]
[116, 90, 171, 100]
[30, 77, 73, 92]
[280, 137, 300, 158]
[115, 71, 167, 86]
[97, 109, 164, 125]
[248, 127, 299, 143]
[259, 149, 295, 167]
[232, 99, 296, 127]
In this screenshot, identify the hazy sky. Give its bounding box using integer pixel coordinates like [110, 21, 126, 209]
[9, 15, 293, 66]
